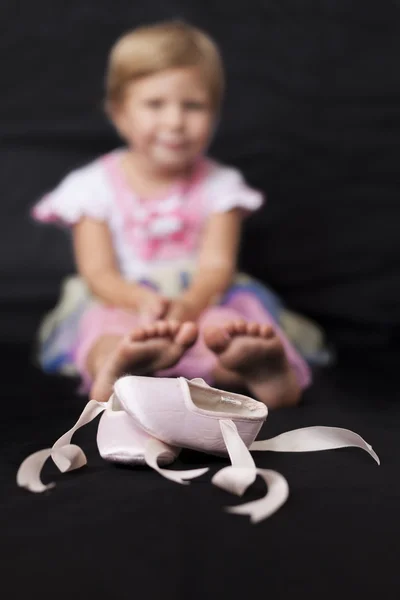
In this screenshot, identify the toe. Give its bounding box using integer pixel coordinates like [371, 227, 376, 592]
[222, 321, 237, 336]
[155, 320, 169, 336]
[176, 321, 198, 346]
[247, 322, 261, 336]
[144, 324, 157, 338]
[260, 324, 275, 338]
[233, 319, 247, 335]
[203, 325, 231, 353]
[130, 328, 147, 342]
[166, 320, 180, 337]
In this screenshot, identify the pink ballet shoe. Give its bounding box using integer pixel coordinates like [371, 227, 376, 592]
[97, 393, 179, 466]
[16, 375, 380, 524]
[113, 375, 268, 455]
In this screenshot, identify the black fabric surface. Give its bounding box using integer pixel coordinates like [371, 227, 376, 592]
[2, 2, 400, 597]
[2, 346, 400, 599]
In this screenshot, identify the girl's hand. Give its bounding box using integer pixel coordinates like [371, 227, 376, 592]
[166, 297, 203, 323]
[131, 285, 170, 320]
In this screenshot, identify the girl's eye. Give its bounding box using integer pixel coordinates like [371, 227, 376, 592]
[145, 99, 163, 109]
[184, 101, 206, 111]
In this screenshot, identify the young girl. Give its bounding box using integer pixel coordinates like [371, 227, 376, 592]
[32, 20, 312, 407]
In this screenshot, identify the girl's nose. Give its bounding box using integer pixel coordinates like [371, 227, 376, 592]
[163, 104, 184, 129]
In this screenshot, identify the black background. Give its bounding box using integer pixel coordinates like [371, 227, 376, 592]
[1, 2, 400, 598]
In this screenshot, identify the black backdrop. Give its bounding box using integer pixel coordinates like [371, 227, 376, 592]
[2, 3, 400, 599]
[1, 0, 400, 357]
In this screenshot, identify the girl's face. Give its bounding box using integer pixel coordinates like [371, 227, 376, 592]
[112, 67, 216, 173]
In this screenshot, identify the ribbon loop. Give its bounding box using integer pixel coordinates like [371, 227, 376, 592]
[17, 399, 107, 493]
[144, 439, 208, 485]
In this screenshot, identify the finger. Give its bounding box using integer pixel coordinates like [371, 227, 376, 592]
[153, 297, 168, 319]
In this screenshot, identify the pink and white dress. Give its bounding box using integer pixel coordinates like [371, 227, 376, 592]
[32, 149, 311, 390]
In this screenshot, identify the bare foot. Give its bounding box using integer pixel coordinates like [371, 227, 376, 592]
[204, 320, 301, 409]
[90, 321, 198, 403]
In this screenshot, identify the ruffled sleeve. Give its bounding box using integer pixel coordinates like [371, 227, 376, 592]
[204, 161, 264, 215]
[31, 160, 113, 226]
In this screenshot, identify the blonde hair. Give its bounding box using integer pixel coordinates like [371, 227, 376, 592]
[105, 20, 225, 111]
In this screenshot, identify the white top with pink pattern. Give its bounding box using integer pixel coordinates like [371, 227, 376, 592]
[32, 149, 264, 281]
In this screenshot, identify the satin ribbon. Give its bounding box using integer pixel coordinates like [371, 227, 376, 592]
[210, 420, 379, 523]
[17, 400, 209, 493]
[250, 426, 380, 463]
[17, 400, 380, 525]
[144, 439, 208, 484]
[17, 400, 107, 493]
[212, 420, 290, 523]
